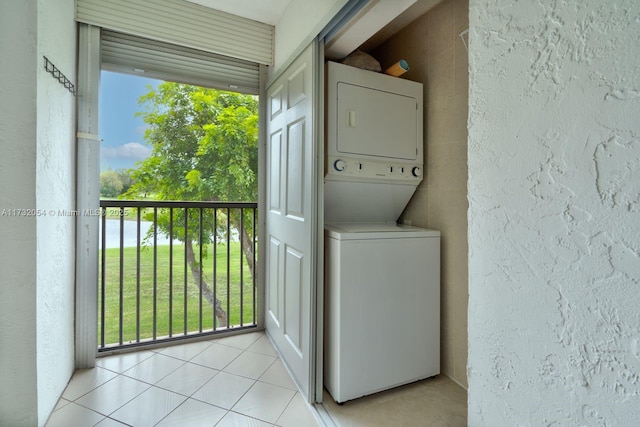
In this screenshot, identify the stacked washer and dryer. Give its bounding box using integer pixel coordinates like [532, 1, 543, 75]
[323, 61, 440, 403]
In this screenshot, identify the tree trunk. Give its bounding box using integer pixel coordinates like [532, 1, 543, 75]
[239, 225, 255, 280]
[185, 239, 227, 327]
[227, 214, 256, 284]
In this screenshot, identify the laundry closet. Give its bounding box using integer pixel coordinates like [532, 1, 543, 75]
[318, 0, 469, 421]
[323, 59, 440, 403]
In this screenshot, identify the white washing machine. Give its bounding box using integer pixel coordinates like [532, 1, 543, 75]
[323, 62, 440, 403]
[324, 223, 440, 403]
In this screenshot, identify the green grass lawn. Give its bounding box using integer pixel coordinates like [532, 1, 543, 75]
[99, 242, 256, 346]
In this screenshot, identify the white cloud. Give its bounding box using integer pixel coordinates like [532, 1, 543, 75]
[101, 142, 152, 160]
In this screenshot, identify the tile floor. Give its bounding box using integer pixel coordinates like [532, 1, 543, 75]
[322, 375, 467, 427]
[46, 331, 320, 427]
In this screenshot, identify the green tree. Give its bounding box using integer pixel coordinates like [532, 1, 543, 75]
[100, 170, 124, 198]
[124, 82, 258, 326]
[116, 168, 134, 194]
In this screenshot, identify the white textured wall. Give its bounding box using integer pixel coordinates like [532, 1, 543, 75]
[0, 0, 76, 425]
[468, 0, 640, 425]
[273, 0, 348, 72]
[0, 1, 39, 425]
[36, 0, 77, 423]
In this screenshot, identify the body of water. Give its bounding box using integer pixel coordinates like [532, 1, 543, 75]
[100, 219, 179, 249]
[99, 219, 239, 248]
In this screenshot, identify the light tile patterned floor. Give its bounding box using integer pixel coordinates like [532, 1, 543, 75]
[322, 375, 467, 427]
[46, 332, 320, 427]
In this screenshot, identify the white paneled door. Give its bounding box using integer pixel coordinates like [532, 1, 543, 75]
[265, 42, 318, 401]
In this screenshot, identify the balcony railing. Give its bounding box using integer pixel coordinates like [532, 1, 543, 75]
[98, 200, 258, 352]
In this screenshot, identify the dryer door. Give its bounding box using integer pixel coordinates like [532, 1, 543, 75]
[336, 82, 419, 160]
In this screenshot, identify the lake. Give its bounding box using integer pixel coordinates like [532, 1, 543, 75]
[100, 219, 179, 249]
[99, 219, 238, 248]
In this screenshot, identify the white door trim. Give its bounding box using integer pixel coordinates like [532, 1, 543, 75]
[75, 23, 101, 368]
[313, 37, 325, 404]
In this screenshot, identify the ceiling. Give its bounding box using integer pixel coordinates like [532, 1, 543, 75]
[323, 0, 444, 59]
[185, 0, 444, 59]
[185, 0, 292, 25]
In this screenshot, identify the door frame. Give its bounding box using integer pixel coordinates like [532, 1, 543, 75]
[257, 63, 268, 331]
[312, 38, 326, 404]
[76, 23, 101, 369]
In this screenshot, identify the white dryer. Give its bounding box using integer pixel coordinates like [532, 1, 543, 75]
[324, 61, 424, 224]
[323, 62, 440, 403]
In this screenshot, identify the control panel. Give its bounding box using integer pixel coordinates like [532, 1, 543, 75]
[325, 156, 422, 183]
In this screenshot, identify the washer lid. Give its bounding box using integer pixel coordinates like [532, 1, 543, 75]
[325, 222, 440, 240]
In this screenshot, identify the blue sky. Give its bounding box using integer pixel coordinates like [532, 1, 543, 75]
[99, 71, 160, 171]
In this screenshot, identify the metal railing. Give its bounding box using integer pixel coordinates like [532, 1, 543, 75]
[98, 200, 258, 352]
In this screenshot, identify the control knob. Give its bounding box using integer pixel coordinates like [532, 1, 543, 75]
[411, 166, 422, 177]
[333, 159, 346, 172]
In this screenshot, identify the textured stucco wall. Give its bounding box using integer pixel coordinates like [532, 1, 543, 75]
[36, 0, 77, 423]
[0, 0, 76, 425]
[468, 0, 640, 425]
[372, 0, 469, 389]
[0, 1, 39, 425]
